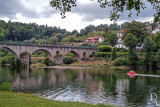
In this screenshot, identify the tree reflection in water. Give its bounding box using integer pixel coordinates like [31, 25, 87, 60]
[0, 67, 160, 106]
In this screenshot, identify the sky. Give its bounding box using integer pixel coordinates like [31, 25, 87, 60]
[0, 0, 156, 31]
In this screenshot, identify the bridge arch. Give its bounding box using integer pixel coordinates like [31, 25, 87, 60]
[32, 49, 53, 61]
[1, 47, 18, 59]
[69, 51, 80, 61]
[19, 52, 31, 59]
[83, 52, 86, 58]
[88, 52, 95, 58]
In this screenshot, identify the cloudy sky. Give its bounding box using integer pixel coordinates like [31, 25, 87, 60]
[0, 0, 155, 31]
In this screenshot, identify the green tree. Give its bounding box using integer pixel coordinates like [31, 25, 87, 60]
[63, 56, 76, 64]
[71, 30, 78, 35]
[104, 31, 118, 47]
[50, 0, 160, 22]
[143, 37, 155, 68]
[69, 36, 75, 42]
[49, 36, 58, 45]
[111, 48, 117, 60]
[127, 50, 139, 67]
[153, 32, 160, 51]
[123, 33, 138, 50]
[98, 45, 112, 52]
[155, 49, 160, 67]
[124, 21, 149, 44]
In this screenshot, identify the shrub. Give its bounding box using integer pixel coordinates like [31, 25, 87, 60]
[44, 57, 54, 66]
[0, 57, 8, 66]
[95, 52, 111, 58]
[15, 59, 21, 68]
[113, 57, 128, 66]
[81, 42, 92, 47]
[0, 82, 11, 91]
[63, 56, 77, 64]
[65, 52, 75, 57]
[136, 60, 144, 66]
[111, 48, 117, 60]
[98, 45, 112, 52]
[116, 48, 128, 52]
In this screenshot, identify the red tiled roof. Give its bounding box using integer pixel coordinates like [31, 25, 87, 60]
[118, 29, 125, 33]
[144, 26, 152, 29]
[85, 37, 104, 40]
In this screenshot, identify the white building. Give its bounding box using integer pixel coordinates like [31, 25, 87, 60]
[84, 37, 104, 44]
[116, 30, 126, 48]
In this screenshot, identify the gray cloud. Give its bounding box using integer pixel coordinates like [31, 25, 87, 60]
[0, 0, 59, 19]
[0, 0, 39, 19]
[0, 0, 156, 22]
[70, 1, 156, 22]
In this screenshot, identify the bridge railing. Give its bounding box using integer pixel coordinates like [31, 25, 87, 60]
[0, 42, 97, 49]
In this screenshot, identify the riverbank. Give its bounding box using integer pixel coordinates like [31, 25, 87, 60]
[0, 91, 113, 107]
[35, 60, 129, 70]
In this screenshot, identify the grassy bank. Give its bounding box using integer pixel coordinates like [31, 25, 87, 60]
[0, 91, 114, 107]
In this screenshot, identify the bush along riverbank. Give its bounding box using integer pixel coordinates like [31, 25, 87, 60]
[0, 82, 114, 107]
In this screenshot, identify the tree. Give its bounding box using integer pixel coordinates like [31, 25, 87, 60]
[153, 32, 160, 51]
[143, 37, 156, 68]
[104, 31, 118, 47]
[53, 33, 63, 42]
[98, 45, 112, 52]
[50, 0, 160, 22]
[124, 33, 139, 68]
[124, 21, 149, 44]
[111, 48, 117, 60]
[155, 49, 160, 67]
[69, 36, 75, 42]
[123, 33, 138, 50]
[49, 36, 58, 45]
[71, 30, 78, 35]
[127, 50, 139, 68]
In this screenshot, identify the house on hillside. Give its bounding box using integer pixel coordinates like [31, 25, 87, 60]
[116, 30, 126, 48]
[116, 29, 142, 51]
[144, 26, 152, 32]
[152, 25, 160, 35]
[84, 37, 104, 44]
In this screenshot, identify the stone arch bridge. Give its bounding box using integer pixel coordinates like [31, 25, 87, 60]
[0, 43, 97, 65]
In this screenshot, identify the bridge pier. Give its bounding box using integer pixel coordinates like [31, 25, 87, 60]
[20, 54, 30, 68]
[54, 57, 63, 64]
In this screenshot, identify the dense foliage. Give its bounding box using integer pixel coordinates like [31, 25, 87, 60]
[63, 56, 76, 64]
[143, 37, 156, 68]
[123, 33, 138, 50]
[111, 48, 117, 60]
[113, 57, 128, 66]
[103, 31, 118, 47]
[0, 82, 11, 91]
[0, 20, 69, 42]
[98, 45, 112, 52]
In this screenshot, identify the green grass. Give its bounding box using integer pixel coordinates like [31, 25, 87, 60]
[0, 91, 114, 107]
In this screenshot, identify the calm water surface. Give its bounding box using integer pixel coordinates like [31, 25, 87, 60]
[0, 67, 160, 107]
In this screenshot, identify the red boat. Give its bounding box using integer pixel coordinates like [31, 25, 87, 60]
[127, 70, 137, 75]
[127, 70, 137, 78]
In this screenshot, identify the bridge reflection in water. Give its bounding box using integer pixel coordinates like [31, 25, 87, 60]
[4, 67, 160, 106]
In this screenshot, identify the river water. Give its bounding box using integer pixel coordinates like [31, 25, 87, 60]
[0, 67, 160, 107]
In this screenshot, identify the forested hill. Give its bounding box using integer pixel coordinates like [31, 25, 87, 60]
[0, 20, 70, 41]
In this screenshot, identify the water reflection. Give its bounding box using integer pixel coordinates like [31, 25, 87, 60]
[1, 67, 160, 106]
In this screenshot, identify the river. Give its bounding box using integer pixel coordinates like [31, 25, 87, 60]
[0, 67, 160, 107]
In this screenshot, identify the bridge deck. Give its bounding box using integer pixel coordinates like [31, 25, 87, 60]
[0, 43, 97, 50]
